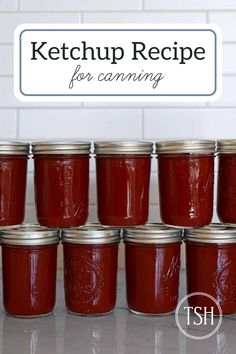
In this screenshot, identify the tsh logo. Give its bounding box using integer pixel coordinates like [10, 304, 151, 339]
[184, 306, 214, 326]
[175, 292, 222, 340]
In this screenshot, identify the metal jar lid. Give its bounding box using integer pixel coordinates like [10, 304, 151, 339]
[32, 141, 91, 155]
[217, 140, 236, 154]
[0, 224, 60, 246]
[123, 223, 182, 244]
[0, 141, 30, 156]
[185, 224, 236, 244]
[94, 141, 153, 155]
[156, 140, 216, 155]
[62, 224, 120, 244]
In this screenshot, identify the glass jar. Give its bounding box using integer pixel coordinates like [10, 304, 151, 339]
[124, 224, 182, 315]
[32, 141, 91, 228]
[62, 225, 120, 315]
[156, 140, 215, 228]
[217, 140, 236, 224]
[0, 142, 29, 226]
[185, 225, 236, 315]
[1, 224, 60, 317]
[94, 141, 153, 226]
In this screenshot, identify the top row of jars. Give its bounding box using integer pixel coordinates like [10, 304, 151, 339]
[0, 139, 236, 228]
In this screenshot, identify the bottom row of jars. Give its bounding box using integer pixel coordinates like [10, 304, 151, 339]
[1, 223, 235, 317]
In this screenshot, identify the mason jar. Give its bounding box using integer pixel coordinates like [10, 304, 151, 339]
[124, 224, 182, 315]
[32, 141, 91, 228]
[156, 140, 215, 228]
[185, 225, 236, 315]
[94, 141, 153, 226]
[62, 225, 120, 315]
[0, 141, 29, 226]
[217, 140, 236, 225]
[1, 224, 60, 317]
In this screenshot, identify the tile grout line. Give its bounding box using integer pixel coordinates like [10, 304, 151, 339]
[80, 11, 84, 23]
[142, 0, 145, 11]
[16, 109, 20, 139]
[141, 108, 144, 139]
[2, 9, 236, 13]
[3, 106, 236, 109]
[16, 0, 20, 12]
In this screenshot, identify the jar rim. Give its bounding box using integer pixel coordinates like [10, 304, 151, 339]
[32, 141, 91, 155]
[156, 140, 216, 155]
[0, 141, 30, 156]
[124, 223, 182, 244]
[185, 224, 236, 244]
[217, 139, 236, 154]
[94, 141, 153, 155]
[62, 224, 120, 244]
[0, 224, 60, 246]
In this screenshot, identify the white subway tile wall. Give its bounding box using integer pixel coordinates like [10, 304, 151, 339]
[1, 2, 235, 268]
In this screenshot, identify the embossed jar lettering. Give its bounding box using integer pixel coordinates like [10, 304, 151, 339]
[62, 225, 120, 315]
[124, 224, 182, 315]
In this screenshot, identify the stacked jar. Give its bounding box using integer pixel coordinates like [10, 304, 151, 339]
[156, 140, 216, 228]
[185, 224, 236, 316]
[32, 141, 91, 228]
[62, 225, 120, 316]
[1, 224, 60, 317]
[94, 141, 153, 226]
[0, 141, 29, 226]
[124, 224, 182, 315]
[217, 140, 236, 225]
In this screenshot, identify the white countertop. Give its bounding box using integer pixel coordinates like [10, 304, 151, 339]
[0, 270, 235, 354]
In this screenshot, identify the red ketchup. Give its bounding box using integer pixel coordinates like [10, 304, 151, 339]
[185, 225, 236, 315]
[0, 142, 29, 226]
[32, 141, 91, 228]
[94, 141, 153, 226]
[124, 224, 182, 315]
[1, 225, 60, 317]
[156, 140, 215, 227]
[62, 225, 120, 315]
[217, 140, 236, 224]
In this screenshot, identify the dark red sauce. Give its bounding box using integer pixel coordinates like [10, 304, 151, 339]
[2, 244, 58, 317]
[186, 241, 236, 315]
[63, 242, 118, 315]
[158, 154, 214, 227]
[34, 154, 89, 227]
[217, 154, 236, 224]
[96, 155, 151, 226]
[0, 155, 27, 226]
[125, 242, 181, 314]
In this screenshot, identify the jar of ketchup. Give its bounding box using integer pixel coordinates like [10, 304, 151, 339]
[217, 140, 236, 225]
[124, 224, 182, 315]
[185, 225, 236, 315]
[32, 141, 91, 228]
[156, 140, 215, 228]
[94, 141, 153, 226]
[1, 224, 60, 317]
[62, 225, 120, 315]
[0, 141, 29, 226]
